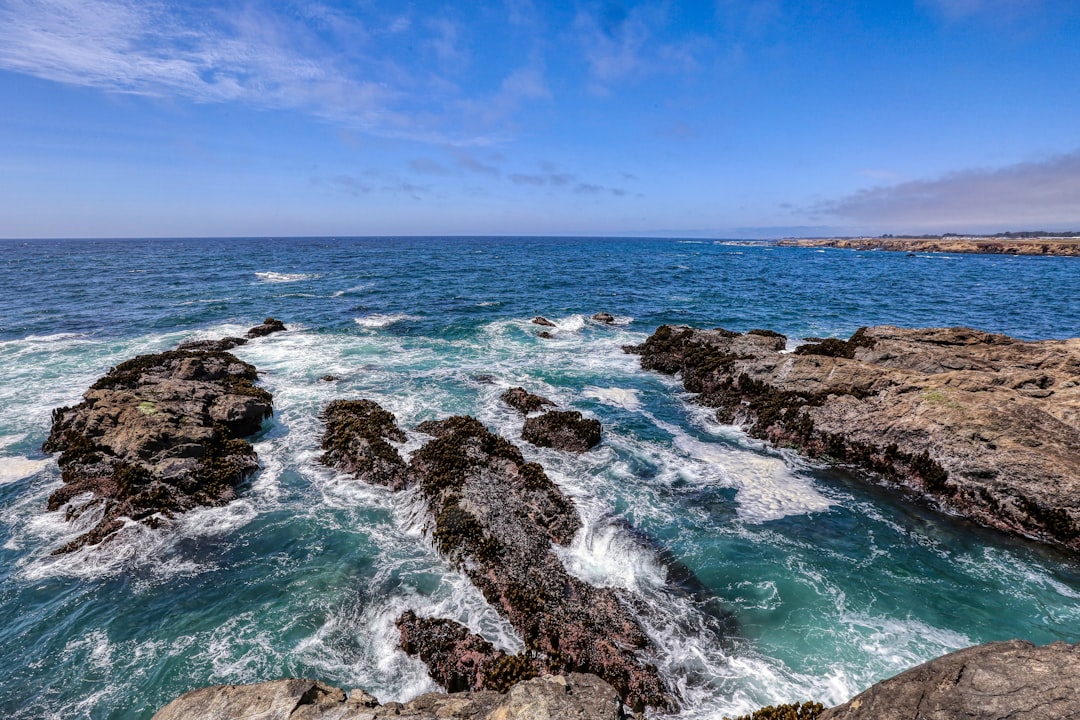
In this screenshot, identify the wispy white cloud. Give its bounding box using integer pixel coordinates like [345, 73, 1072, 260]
[816, 150, 1080, 229]
[0, 0, 549, 145]
[573, 2, 702, 91]
[0, 0, 391, 122]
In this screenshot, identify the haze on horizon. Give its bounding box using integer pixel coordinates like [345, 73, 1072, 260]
[1, 0, 1079, 240]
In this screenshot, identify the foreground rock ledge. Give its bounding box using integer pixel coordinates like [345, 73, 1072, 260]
[821, 640, 1080, 720]
[152, 673, 624, 720]
[42, 320, 285, 554]
[627, 324, 1080, 551]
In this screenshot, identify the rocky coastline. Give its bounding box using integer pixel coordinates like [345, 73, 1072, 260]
[776, 236, 1080, 256]
[626, 324, 1080, 552]
[39, 316, 1080, 718]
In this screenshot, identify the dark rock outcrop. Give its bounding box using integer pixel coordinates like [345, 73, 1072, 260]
[320, 399, 409, 489]
[501, 387, 554, 415]
[177, 319, 287, 352]
[175, 337, 247, 352]
[531, 316, 557, 327]
[821, 640, 1080, 720]
[628, 324, 1080, 551]
[152, 673, 624, 720]
[406, 414, 672, 712]
[396, 612, 542, 693]
[245, 317, 288, 338]
[521, 410, 602, 452]
[592, 312, 615, 324]
[42, 349, 272, 554]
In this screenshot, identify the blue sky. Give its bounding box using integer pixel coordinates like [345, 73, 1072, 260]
[1, 0, 1079, 238]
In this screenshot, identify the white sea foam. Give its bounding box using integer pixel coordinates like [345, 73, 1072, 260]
[583, 386, 642, 411]
[555, 520, 666, 593]
[354, 313, 420, 328]
[0, 433, 26, 450]
[332, 283, 373, 297]
[255, 271, 321, 283]
[0, 456, 50, 484]
[639, 409, 832, 523]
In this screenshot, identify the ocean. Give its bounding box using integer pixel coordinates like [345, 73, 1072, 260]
[1, 236, 1078, 719]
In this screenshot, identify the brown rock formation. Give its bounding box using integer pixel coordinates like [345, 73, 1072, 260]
[628, 324, 1080, 551]
[42, 349, 273, 554]
[407, 415, 670, 711]
[151, 673, 624, 720]
[821, 640, 1080, 720]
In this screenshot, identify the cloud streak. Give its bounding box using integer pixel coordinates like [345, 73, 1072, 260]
[0, 0, 549, 145]
[816, 150, 1080, 229]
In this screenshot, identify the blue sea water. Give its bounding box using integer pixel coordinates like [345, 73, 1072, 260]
[0, 236, 1078, 719]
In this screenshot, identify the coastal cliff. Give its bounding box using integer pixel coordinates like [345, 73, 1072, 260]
[627, 324, 1080, 552]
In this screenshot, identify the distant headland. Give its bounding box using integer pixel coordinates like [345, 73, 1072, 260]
[776, 232, 1080, 256]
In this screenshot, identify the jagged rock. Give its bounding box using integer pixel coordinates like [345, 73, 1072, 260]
[42, 350, 272, 553]
[176, 337, 247, 352]
[405, 415, 670, 712]
[152, 673, 624, 719]
[396, 612, 542, 693]
[629, 324, 1080, 551]
[531, 316, 557, 327]
[320, 399, 408, 490]
[521, 411, 601, 452]
[821, 640, 1080, 720]
[592, 312, 615, 324]
[246, 317, 287, 338]
[501, 387, 554, 415]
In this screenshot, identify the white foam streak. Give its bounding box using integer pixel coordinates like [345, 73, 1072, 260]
[583, 386, 642, 411]
[255, 271, 321, 283]
[354, 313, 420, 328]
[0, 456, 50, 484]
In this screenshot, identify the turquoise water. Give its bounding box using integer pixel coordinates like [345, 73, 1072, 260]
[1, 237, 1078, 719]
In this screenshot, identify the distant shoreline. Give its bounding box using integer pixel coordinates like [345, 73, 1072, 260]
[776, 236, 1080, 256]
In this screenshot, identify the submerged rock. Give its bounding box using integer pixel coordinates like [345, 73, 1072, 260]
[521, 410, 601, 452]
[500, 387, 554, 415]
[407, 415, 670, 711]
[320, 399, 409, 490]
[821, 640, 1080, 720]
[629, 324, 1080, 551]
[592, 312, 615, 324]
[42, 349, 272, 554]
[151, 673, 624, 720]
